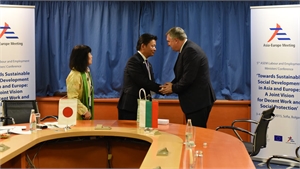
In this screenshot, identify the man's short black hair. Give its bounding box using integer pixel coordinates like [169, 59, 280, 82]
[136, 33, 157, 51]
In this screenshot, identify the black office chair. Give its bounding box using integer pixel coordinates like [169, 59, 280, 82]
[216, 107, 275, 156]
[2, 100, 39, 125]
[266, 146, 300, 169]
[1, 100, 57, 125]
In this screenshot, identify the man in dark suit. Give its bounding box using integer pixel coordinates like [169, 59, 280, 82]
[160, 27, 216, 128]
[117, 33, 161, 120]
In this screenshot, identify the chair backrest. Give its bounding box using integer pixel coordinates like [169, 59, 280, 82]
[2, 100, 39, 125]
[252, 107, 275, 156]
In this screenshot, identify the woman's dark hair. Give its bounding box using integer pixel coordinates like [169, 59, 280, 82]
[136, 33, 157, 50]
[69, 45, 92, 72]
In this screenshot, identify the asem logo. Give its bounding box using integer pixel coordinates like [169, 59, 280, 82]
[286, 136, 295, 143]
[0, 22, 19, 39]
[267, 23, 290, 42]
[274, 135, 283, 142]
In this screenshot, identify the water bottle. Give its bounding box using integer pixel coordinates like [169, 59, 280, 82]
[190, 150, 203, 169]
[36, 112, 41, 125]
[29, 109, 37, 133]
[185, 119, 195, 147]
[197, 150, 203, 169]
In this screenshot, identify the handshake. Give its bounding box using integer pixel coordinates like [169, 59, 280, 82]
[159, 82, 173, 95]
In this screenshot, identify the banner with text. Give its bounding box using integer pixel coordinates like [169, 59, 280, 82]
[251, 5, 300, 159]
[0, 5, 35, 100]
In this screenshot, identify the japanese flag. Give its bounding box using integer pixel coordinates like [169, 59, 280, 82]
[58, 98, 77, 126]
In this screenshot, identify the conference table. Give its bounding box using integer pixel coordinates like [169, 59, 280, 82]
[0, 120, 255, 169]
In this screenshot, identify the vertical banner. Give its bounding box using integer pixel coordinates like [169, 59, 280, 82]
[0, 5, 35, 100]
[251, 5, 300, 160]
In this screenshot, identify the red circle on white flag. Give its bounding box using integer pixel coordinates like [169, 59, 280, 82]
[63, 107, 73, 118]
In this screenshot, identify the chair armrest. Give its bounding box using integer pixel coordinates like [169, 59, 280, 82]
[216, 126, 254, 141]
[1, 117, 15, 125]
[230, 119, 258, 142]
[266, 155, 300, 168]
[41, 115, 58, 121]
[232, 119, 258, 126]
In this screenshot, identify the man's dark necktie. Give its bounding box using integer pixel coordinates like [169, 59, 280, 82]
[145, 60, 152, 80]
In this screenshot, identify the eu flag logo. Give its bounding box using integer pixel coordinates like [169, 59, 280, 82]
[274, 135, 283, 142]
